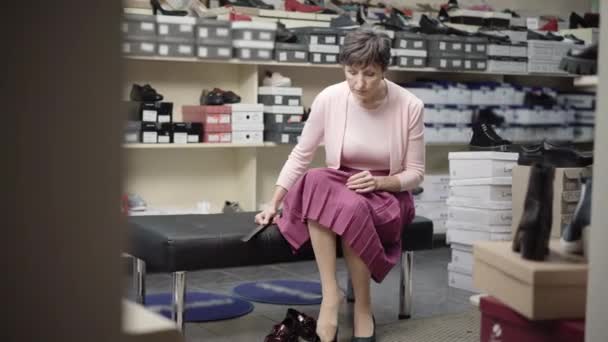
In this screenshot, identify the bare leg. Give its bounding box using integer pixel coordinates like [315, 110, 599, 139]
[309, 220, 342, 342]
[342, 240, 374, 337]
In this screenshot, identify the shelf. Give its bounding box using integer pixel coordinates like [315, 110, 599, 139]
[124, 55, 578, 78]
[124, 142, 278, 149]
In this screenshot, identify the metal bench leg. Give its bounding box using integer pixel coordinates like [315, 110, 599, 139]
[346, 275, 355, 302]
[399, 251, 414, 319]
[172, 271, 187, 332]
[132, 257, 146, 305]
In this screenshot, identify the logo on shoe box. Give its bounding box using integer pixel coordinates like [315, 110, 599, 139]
[490, 323, 503, 341]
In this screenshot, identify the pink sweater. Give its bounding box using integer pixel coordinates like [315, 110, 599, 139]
[276, 80, 425, 191]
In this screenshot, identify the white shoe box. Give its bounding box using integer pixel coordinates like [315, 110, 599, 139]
[448, 262, 478, 293]
[415, 200, 448, 234]
[449, 177, 512, 202]
[230, 103, 264, 112]
[446, 226, 512, 246]
[451, 248, 473, 270]
[232, 131, 263, 144]
[415, 174, 450, 202]
[405, 84, 449, 104]
[447, 220, 512, 233]
[448, 152, 518, 180]
[448, 205, 512, 226]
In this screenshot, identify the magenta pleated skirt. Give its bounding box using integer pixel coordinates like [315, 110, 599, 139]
[276, 167, 415, 283]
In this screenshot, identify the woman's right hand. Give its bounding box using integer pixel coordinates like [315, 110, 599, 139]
[255, 205, 278, 226]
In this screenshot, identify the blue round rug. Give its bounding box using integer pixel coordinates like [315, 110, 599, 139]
[233, 280, 322, 305]
[145, 291, 254, 322]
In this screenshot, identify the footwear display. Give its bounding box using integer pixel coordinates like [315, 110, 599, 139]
[150, 0, 188, 16]
[276, 22, 298, 43]
[285, 0, 323, 13]
[351, 316, 376, 342]
[512, 163, 554, 261]
[263, 72, 292, 87]
[418, 14, 470, 36]
[378, 9, 419, 32]
[523, 90, 557, 108]
[559, 44, 598, 75]
[200, 89, 224, 105]
[130, 84, 164, 102]
[214, 88, 241, 103]
[469, 109, 512, 151]
[264, 317, 299, 342]
[330, 13, 359, 29]
[220, 0, 274, 9]
[518, 140, 593, 167]
[561, 177, 592, 254]
[526, 29, 564, 41]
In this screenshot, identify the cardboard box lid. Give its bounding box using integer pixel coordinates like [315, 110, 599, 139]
[448, 151, 519, 161]
[473, 240, 587, 287]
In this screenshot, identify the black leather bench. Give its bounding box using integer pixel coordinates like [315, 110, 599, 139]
[127, 212, 433, 330]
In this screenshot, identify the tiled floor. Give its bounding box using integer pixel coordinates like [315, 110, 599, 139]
[139, 247, 474, 342]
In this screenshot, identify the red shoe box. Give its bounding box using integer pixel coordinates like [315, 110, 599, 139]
[480, 296, 584, 342]
[182, 105, 232, 133]
[203, 132, 231, 143]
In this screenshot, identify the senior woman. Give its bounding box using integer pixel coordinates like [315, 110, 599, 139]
[256, 29, 425, 342]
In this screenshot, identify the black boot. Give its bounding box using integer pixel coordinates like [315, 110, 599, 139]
[559, 44, 598, 75]
[561, 177, 592, 254]
[512, 163, 554, 261]
[469, 109, 511, 151]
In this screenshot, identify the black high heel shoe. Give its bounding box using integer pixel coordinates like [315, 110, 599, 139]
[352, 316, 375, 342]
[150, 0, 188, 16]
[312, 327, 338, 342]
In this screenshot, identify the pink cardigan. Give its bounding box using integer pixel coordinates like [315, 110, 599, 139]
[276, 79, 425, 191]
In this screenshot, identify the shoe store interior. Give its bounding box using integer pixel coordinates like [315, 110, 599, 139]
[10, 0, 608, 341]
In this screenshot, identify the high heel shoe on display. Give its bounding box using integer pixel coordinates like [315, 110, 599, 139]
[150, 0, 189, 16]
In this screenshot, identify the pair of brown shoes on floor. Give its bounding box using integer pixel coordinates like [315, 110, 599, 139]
[264, 308, 327, 342]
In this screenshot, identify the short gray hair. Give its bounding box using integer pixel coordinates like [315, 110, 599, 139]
[338, 29, 392, 71]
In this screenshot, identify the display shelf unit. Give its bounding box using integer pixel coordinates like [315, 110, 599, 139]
[123, 56, 584, 213]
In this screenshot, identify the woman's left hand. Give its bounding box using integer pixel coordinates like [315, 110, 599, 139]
[346, 171, 380, 193]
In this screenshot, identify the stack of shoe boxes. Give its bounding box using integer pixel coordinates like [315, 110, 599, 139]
[527, 40, 578, 74]
[414, 174, 450, 234]
[196, 19, 233, 60]
[295, 27, 341, 64]
[232, 21, 277, 61]
[127, 101, 177, 144]
[557, 92, 596, 142]
[486, 41, 527, 74]
[391, 32, 428, 68]
[231, 104, 265, 144]
[260, 87, 305, 144]
[426, 35, 487, 71]
[275, 42, 309, 63]
[122, 13, 157, 56]
[446, 151, 519, 292]
[156, 16, 196, 58]
[182, 105, 232, 143]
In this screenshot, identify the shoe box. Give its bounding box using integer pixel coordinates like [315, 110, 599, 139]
[141, 122, 159, 143]
[264, 114, 305, 133]
[124, 121, 141, 143]
[448, 151, 518, 180]
[447, 261, 478, 292]
[391, 32, 428, 68]
[196, 19, 233, 59]
[449, 177, 512, 202]
[424, 124, 471, 144]
[479, 296, 585, 342]
[258, 87, 302, 106]
[123, 36, 157, 56]
[414, 174, 450, 202]
[447, 201, 512, 227]
[172, 122, 202, 143]
[231, 21, 276, 61]
[487, 57, 528, 73]
[557, 92, 596, 110]
[231, 103, 264, 144]
[451, 243, 474, 270]
[415, 201, 448, 234]
[447, 225, 512, 246]
[133, 102, 173, 123]
[264, 131, 301, 144]
[404, 82, 476, 106]
[310, 52, 339, 64]
[527, 40, 577, 74]
[426, 35, 473, 71]
[122, 13, 156, 39]
[182, 105, 232, 132]
[424, 105, 473, 125]
[511, 165, 592, 238]
[294, 27, 339, 45]
[573, 124, 594, 142]
[473, 240, 588, 320]
[156, 16, 196, 40]
[233, 40, 274, 61]
[204, 132, 232, 143]
[498, 125, 575, 143]
[157, 36, 195, 58]
[275, 43, 309, 63]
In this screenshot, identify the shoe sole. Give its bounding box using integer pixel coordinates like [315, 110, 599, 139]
[560, 237, 583, 254]
[559, 56, 597, 75]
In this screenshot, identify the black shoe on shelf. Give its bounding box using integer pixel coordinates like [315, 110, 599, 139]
[419, 14, 470, 36]
[377, 10, 418, 32]
[213, 88, 241, 104]
[249, 0, 274, 10]
[200, 89, 224, 105]
[469, 122, 512, 151]
[517, 139, 593, 167]
[569, 12, 589, 29]
[561, 177, 592, 255]
[150, 0, 188, 16]
[523, 91, 557, 108]
[276, 22, 298, 43]
[563, 34, 586, 45]
[527, 29, 564, 41]
[512, 163, 554, 261]
[559, 44, 598, 75]
[331, 13, 359, 29]
[130, 84, 164, 102]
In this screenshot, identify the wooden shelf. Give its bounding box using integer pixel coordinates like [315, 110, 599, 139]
[124, 55, 578, 78]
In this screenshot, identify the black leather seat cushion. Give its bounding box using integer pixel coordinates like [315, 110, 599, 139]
[128, 212, 433, 273]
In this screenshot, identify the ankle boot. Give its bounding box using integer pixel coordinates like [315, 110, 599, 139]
[512, 163, 554, 260]
[561, 177, 592, 254]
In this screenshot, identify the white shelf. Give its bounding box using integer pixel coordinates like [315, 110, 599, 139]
[124, 55, 578, 78]
[124, 142, 278, 149]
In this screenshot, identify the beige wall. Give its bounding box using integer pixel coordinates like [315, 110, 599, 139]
[8, 1, 124, 341]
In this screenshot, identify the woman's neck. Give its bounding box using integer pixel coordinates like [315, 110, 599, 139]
[357, 80, 388, 109]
